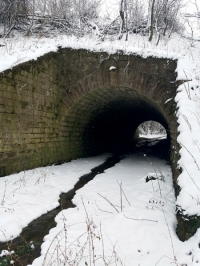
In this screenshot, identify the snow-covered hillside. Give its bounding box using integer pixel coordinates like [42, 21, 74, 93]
[0, 33, 200, 265]
[1, 32, 200, 216]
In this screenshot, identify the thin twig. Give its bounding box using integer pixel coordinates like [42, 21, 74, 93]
[155, 255, 175, 266]
[142, 153, 163, 198]
[123, 214, 158, 223]
[182, 164, 200, 192]
[95, 201, 113, 214]
[98, 193, 119, 213]
[179, 140, 200, 170]
[161, 208, 178, 265]
[120, 181, 123, 212]
[116, 180, 131, 206]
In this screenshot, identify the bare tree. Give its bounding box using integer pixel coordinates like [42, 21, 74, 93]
[118, 0, 146, 40]
[0, 0, 29, 37]
[148, 0, 156, 42]
[128, 0, 146, 34]
[147, 0, 183, 44]
[0, 0, 102, 37]
[138, 121, 166, 136]
[182, 0, 200, 39]
[118, 0, 127, 39]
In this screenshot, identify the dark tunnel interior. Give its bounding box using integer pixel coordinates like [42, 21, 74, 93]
[66, 87, 171, 158]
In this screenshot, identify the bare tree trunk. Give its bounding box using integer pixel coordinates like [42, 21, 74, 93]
[118, 0, 125, 39]
[163, 17, 168, 36]
[154, 1, 164, 45]
[125, 0, 128, 41]
[26, 0, 35, 36]
[168, 0, 181, 38]
[148, 0, 156, 42]
[194, 0, 200, 32]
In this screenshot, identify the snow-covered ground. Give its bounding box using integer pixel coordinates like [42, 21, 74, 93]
[0, 33, 198, 75]
[9, 32, 197, 220]
[24, 153, 199, 266]
[0, 154, 108, 242]
[139, 134, 167, 139]
[0, 150, 200, 265]
[1, 32, 200, 265]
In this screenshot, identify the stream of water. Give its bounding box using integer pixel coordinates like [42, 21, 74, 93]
[0, 138, 169, 266]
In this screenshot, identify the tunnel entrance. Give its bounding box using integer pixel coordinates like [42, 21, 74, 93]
[65, 87, 171, 159]
[135, 121, 169, 160]
[137, 121, 167, 139]
[0, 47, 179, 176]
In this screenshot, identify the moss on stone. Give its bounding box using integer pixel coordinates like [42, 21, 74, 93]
[176, 206, 200, 241]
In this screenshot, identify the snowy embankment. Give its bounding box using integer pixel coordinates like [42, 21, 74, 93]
[30, 154, 178, 266]
[0, 154, 108, 242]
[0, 32, 200, 220]
[175, 54, 200, 218]
[0, 34, 195, 73]
[0, 34, 200, 265]
[29, 154, 200, 266]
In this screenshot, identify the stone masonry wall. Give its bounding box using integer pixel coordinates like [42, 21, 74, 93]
[0, 48, 180, 178]
[0, 52, 67, 175]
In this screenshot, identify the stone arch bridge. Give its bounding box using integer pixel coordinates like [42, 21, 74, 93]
[0, 48, 181, 181]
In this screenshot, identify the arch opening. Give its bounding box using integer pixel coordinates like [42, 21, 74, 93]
[65, 87, 171, 158]
[137, 121, 167, 139]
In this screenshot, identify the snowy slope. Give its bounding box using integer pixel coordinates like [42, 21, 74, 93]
[29, 154, 200, 266]
[1, 32, 200, 217]
[0, 33, 200, 265]
[0, 154, 108, 242]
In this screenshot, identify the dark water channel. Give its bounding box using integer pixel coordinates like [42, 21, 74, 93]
[0, 154, 124, 265]
[0, 137, 169, 266]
